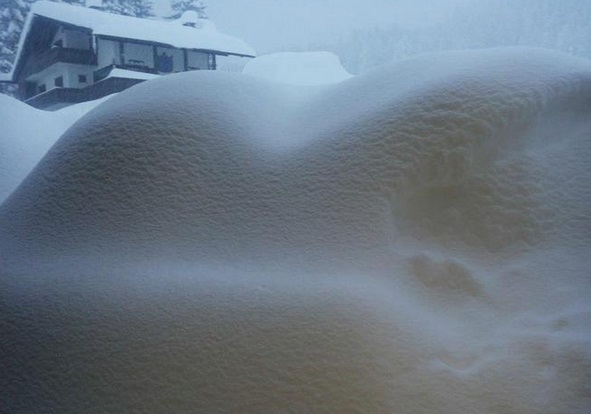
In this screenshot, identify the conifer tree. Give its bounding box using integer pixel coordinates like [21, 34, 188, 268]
[102, 0, 154, 18]
[128, 0, 153, 18]
[0, 0, 30, 74]
[0, 0, 83, 76]
[0, 0, 33, 95]
[168, 0, 206, 20]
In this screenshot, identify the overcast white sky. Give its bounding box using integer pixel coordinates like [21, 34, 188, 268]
[156, 0, 471, 54]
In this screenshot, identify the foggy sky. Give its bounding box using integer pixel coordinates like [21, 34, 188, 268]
[156, 0, 471, 54]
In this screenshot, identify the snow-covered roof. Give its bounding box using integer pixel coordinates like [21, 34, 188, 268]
[8, 1, 255, 80]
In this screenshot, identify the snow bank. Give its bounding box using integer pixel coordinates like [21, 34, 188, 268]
[243, 51, 352, 85]
[1, 48, 590, 413]
[0, 94, 108, 203]
[53, 94, 112, 126]
[0, 95, 62, 203]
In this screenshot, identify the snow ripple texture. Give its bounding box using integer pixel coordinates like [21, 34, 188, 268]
[1, 48, 590, 413]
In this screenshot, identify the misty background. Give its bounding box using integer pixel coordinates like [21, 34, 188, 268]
[190, 0, 591, 74]
[2, 0, 590, 81]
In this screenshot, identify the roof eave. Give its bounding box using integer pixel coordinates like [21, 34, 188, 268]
[96, 34, 256, 58]
[218, 52, 257, 59]
[9, 12, 40, 82]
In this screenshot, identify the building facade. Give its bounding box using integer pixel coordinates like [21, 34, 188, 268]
[1, 1, 256, 110]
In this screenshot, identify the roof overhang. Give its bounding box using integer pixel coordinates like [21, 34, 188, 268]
[94, 34, 255, 59]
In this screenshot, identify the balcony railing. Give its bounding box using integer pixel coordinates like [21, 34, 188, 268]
[21, 47, 97, 80]
[24, 76, 145, 110]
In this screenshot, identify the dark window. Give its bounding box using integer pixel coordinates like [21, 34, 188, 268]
[55, 76, 64, 87]
[26, 82, 36, 98]
[79, 74, 87, 83]
[157, 51, 173, 73]
[39, 84, 46, 93]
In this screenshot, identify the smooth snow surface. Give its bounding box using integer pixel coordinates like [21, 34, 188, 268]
[0, 94, 107, 203]
[243, 51, 352, 85]
[1, 48, 591, 413]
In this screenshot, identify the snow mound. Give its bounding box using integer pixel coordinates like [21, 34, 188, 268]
[1, 48, 590, 413]
[175, 10, 216, 32]
[0, 95, 64, 203]
[243, 51, 352, 85]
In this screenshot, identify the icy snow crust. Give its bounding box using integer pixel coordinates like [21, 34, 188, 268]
[1, 48, 591, 412]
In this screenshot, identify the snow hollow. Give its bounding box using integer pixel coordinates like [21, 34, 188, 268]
[1, 48, 591, 413]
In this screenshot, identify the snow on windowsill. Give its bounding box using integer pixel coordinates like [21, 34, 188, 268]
[107, 69, 160, 81]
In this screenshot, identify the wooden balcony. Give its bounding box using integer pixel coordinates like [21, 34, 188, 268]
[24, 77, 144, 110]
[21, 47, 97, 80]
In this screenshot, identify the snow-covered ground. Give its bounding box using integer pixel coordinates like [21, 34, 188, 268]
[1, 48, 590, 413]
[0, 94, 108, 203]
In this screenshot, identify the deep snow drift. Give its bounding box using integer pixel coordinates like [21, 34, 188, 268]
[0, 94, 108, 203]
[1, 48, 590, 413]
[0, 95, 64, 203]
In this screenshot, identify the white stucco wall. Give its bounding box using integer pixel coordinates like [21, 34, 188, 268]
[26, 63, 95, 93]
[65, 64, 95, 88]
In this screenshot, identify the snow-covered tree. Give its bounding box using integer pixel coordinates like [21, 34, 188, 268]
[1, 1, 87, 72]
[127, 0, 154, 18]
[0, 0, 33, 95]
[168, 0, 206, 20]
[0, 0, 30, 74]
[101, 0, 154, 18]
